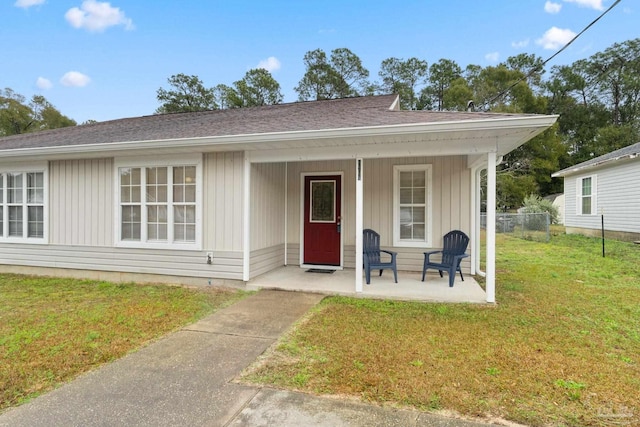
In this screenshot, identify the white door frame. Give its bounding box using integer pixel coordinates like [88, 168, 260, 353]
[299, 171, 344, 270]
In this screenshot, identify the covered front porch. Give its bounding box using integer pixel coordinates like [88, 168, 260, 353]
[247, 266, 487, 303]
[240, 100, 557, 304]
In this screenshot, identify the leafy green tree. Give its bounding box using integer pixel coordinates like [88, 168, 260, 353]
[378, 57, 428, 109]
[212, 84, 234, 110]
[585, 39, 640, 127]
[1, 88, 75, 136]
[31, 95, 76, 131]
[422, 58, 462, 111]
[156, 74, 217, 113]
[0, 88, 33, 135]
[226, 68, 283, 108]
[295, 48, 369, 100]
[504, 53, 546, 92]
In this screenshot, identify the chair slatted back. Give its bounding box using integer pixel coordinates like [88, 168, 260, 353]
[363, 229, 381, 264]
[441, 230, 470, 266]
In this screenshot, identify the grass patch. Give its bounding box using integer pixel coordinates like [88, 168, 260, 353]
[0, 275, 246, 411]
[241, 233, 640, 426]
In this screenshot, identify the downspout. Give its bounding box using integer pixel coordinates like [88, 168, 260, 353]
[471, 155, 502, 279]
[470, 163, 483, 277]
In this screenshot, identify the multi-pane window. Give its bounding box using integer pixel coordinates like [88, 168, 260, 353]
[577, 175, 596, 215]
[118, 162, 199, 247]
[393, 165, 432, 247]
[0, 170, 46, 241]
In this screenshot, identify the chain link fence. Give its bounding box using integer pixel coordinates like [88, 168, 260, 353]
[481, 212, 550, 242]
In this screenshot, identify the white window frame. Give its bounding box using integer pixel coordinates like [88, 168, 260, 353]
[114, 154, 203, 250]
[393, 164, 432, 247]
[0, 163, 49, 244]
[576, 175, 597, 215]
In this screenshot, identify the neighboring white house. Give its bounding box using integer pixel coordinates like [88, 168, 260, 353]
[552, 141, 640, 241]
[0, 95, 557, 302]
[543, 193, 565, 224]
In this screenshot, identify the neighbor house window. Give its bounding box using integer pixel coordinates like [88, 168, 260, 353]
[116, 156, 201, 249]
[577, 175, 597, 215]
[393, 164, 432, 247]
[0, 167, 47, 242]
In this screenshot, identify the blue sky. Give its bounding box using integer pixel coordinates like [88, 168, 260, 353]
[2, 0, 635, 123]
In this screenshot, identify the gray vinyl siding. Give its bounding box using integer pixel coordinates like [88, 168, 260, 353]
[0, 244, 243, 280]
[203, 152, 244, 251]
[364, 156, 471, 246]
[250, 162, 286, 250]
[49, 159, 114, 246]
[286, 160, 354, 244]
[564, 159, 640, 233]
[286, 243, 470, 273]
[284, 156, 472, 272]
[250, 244, 285, 278]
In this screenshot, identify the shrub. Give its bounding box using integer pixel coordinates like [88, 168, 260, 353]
[521, 194, 559, 224]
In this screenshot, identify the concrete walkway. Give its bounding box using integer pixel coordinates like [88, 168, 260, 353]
[0, 290, 497, 427]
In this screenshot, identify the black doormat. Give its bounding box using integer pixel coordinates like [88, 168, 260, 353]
[306, 268, 335, 274]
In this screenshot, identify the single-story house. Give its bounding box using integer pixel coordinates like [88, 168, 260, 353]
[552, 141, 640, 242]
[0, 94, 557, 302]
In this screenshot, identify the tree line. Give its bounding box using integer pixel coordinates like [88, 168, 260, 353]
[2, 39, 639, 209]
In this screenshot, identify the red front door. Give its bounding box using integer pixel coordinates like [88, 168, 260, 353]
[303, 175, 341, 266]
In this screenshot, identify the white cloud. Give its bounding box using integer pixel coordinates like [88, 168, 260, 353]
[60, 71, 91, 87]
[65, 0, 133, 32]
[14, 0, 45, 8]
[511, 38, 530, 48]
[257, 56, 281, 72]
[536, 26, 577, 50]
[544, 1, 562, 13]
[485, 52, 500, 63]
[563, 0, 604, 10]
[36, 77, 53, 89]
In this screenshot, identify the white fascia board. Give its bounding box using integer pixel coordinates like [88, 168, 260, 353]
[0, 115, 558, 161]
[552, 154, 639, 178]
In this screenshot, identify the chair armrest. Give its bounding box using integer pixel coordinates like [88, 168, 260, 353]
[452, 253, 470, 265]
[423, 250, 443, 263]
[424, 250, 442, 256]
[380, 249, 398, 261]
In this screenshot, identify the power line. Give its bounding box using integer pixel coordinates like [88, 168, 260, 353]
[480, 0, 622, 110]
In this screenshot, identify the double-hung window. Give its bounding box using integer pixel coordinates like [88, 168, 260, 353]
[576, 175, 597, 215]
[393, 164, 432, 247]
[116, 156, 201, 249]
[0, 165, 48, 243]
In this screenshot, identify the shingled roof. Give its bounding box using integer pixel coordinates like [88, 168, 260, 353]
[553, 141, 640, 177]
[0, 94, 538, 151]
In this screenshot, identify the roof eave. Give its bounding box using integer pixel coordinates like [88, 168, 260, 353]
[0, 114, 558, 161]
[552, 152, 640, 177]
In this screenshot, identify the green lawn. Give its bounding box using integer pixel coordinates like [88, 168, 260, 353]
[241, 233, 640, 427]
[0, 276, 246, 411]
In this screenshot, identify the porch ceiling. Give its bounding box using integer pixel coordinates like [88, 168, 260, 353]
[244, 121, 550, 162]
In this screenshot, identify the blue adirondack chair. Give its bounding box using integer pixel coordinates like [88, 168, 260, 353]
[422, 230, 470, 287]
[363, 229, 398, 285]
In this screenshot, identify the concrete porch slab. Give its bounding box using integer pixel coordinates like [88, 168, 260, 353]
[248, 267, 488, 303]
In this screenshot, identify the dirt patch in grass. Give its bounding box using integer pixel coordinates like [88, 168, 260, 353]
[241, 234, 640, 426]
[0, 275, 246, 411]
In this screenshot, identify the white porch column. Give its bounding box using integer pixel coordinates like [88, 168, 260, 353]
[486, 152, 497, 303]
[355, 158, 364, 293]
[284, 162, 288, 266]
[242, 155, 251, 282]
